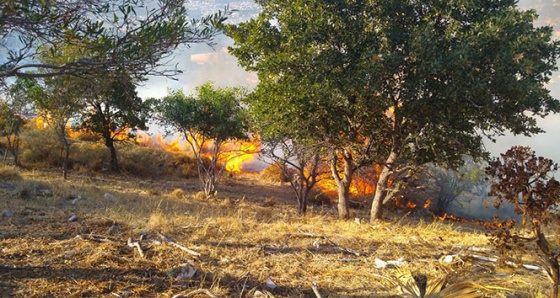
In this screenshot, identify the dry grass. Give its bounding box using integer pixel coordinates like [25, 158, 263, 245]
[0, 168, 552, 298]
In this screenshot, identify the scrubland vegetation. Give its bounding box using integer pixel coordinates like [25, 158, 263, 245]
[0, 132, 557, 298]
[2, 0, 560, 297]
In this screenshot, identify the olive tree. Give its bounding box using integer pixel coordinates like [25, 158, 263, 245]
[77, 72, 151, 173]
[227, 0, 560, 222]
[156, 82, 249, 196]
[1, 0, 229, 79]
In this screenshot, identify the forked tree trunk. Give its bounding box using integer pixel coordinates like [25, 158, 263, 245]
[330, 150, 354, 220]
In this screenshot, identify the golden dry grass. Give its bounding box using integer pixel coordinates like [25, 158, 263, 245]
[0, 168, 552, 298]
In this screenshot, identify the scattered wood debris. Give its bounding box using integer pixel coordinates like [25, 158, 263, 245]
[157, 231, 201, 256]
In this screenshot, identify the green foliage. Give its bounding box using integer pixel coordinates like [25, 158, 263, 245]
[227, 0, 560, 221]
[487, 146, 560, 298]
[1, 0, 230, 79]
[156, 82, 249, 195]
[74, 72, 152, 172]
[158, 83, 248, 143]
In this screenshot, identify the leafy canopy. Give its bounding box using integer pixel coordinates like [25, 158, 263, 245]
[157, 82, 248, 143]
[227, 0, 560, 220]
[1, 0, 229, 79]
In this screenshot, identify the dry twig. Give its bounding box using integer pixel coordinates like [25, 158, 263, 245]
[127, 237, 145, 258]
[312, 281, 323, 298]
[157, 232, 201, 256]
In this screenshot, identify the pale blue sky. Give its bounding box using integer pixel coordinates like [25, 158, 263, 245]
[138, 0, 560, 162]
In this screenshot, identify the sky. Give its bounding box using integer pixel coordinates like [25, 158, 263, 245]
[137, 0, 560, 162]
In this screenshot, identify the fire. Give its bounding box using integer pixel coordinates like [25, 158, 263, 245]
[220, 139, 261, 174]
[395, 198, 418, 209]
[423, 199, 431, 209]
[135, 132, 261, 174]
[315, 170, 377, 196]
[431, 213, 468, 223]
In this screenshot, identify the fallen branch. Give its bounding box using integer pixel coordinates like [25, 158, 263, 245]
[157, 232, 201, 257]
[312, 281, 323, 298]
[78, 234, 118, 243]
[127, 237, 145, 258]
[470, 254, 541, 271]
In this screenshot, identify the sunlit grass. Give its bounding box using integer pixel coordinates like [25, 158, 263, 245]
[0, 168, 551, 297]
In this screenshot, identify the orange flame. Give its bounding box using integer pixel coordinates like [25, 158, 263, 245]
[395, 198, 418, 209]
[220, 139, 261, 174]
[423, 199, 431, 209]
[431, 213, 468, 223]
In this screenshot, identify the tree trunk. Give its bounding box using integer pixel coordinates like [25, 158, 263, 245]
[370, 148, 400, 222]
[330, 150, 353, 220]
[58, 124, 70, 180]
[534, 227, 560, 298]
[104, 136, 120, 173]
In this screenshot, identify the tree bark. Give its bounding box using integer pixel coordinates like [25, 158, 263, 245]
[106, 137, 120, 173]
[534, 226, 560, 298]
[330, 150, 354, 220]
[58, 123, 70, 180]
[370, 148, 400, 222]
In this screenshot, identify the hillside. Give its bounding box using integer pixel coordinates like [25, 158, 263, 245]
[0, 166, 550, 298]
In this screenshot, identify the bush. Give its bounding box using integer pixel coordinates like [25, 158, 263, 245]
[259, 163, 292, 183]
[0, 165, 21, 181]
[170, 152, 199, 179]
[118, 144, 168, 178]
[20, 125, 64, 167]
[71, 142, 110, 172]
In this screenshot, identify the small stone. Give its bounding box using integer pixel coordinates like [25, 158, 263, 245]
[1, 210, 14, 218]
[107, 224, 119, 235]
[103, 193, 115, 200]
[71, 196, 82, 205]
[265, 278, 277, 289]
[68, 214, 78, 222]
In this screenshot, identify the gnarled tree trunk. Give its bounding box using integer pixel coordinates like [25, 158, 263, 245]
[370, 144, 401, 222]
[330, 149, 354, 220]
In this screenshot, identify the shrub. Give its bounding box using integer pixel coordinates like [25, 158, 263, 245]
[259, 163, 293, 183]
[486, 146, 560, 298]
[71, 142, 109, 172]
[19, 125, 64, 167]
[0, 165, 21, 181]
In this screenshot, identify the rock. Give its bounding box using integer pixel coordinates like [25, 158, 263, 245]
[167, 263, 197, 279]
[107, 224, 119, 235]
[103, 193, 116, 200]
[71, 195, 82, 205]
[265, 277, 277, 289]
[1, 210, 14, 218]
[68, 214, 78, 222]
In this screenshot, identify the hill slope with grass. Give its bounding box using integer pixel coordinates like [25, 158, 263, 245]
[0, 165, 551, 297]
